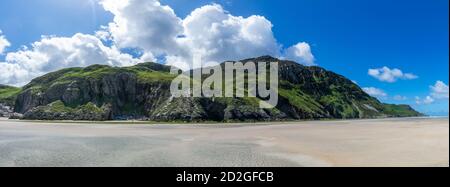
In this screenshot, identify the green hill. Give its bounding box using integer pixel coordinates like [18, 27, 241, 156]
[0, 85, 21, 106]
[9, 56, 422, 121]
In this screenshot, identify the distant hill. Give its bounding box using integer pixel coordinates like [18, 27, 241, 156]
[4, 56, 422, 121]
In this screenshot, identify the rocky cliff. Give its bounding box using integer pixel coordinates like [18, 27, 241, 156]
[8, 56, 422, 121]
[0, 84, 21, 117]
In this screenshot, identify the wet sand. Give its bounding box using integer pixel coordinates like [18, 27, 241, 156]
[0, 117, 448, 167]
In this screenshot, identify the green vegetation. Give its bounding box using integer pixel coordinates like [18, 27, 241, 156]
[134, 70, 176, 83]
[0, 85, 22, 106]
[61, 65, 122, 80]
[12, 56, 422, 121]
[381, 104, 423, 117]
[46, 100, 71, 113]
[39, 100, 103, 114]
[24, 100, 109, 121]
[23, 62, 175, 93]
[279, 88, 323, 113]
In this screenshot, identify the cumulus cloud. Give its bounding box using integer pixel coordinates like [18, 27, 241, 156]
[0, 33, 139, 86]
[1, 0, 315, 86]
[362, 87, 387, 97]
[100, 0, 182, 56]
[0, 30, 11, 54]
[99, 0, 312, 69]
[368, 67, 418, 83]
[179, 4, 281, 66]
[415, 96, 435, 105]
[283, 42, 315, 66]
[430, 81, 449, 99]
[414, 81, 449, 105]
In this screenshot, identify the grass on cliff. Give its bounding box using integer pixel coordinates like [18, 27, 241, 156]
[61, 65, 121, 80]
[381, 104, 423, 117]
[41, 100, 104, 114]
[0, 86, 21, 99]
[24, 63, 177, 93]
[16, 61, 421, 120]
[279, 88, 323, 113]
[134, 70, 176, 83]
[0, 85, 22, 105]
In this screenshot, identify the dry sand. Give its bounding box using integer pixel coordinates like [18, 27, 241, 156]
[0, 117, 448, 167]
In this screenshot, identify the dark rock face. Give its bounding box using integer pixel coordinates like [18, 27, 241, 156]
[15, 89, 44, 114]
[150, 97, 207, 121]
[0, 103, 13, 117]
[16, 75, 172, 120]
[12, 57, 422, 121]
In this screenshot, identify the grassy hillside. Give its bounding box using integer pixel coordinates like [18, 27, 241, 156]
[0, 85, 22, 106]
[12, 57, 423, 121]
[381, 104, 423, 117]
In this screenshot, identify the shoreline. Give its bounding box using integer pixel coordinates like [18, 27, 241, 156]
[1, 116, 447, 126]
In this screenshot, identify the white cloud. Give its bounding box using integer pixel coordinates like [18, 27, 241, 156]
[100, 0, 182, 56]
[368, 66, 418, 83]
[423, 96, 435, 104]
[416, 96, 435, 105]
[393, 95, 408, 101]
[179, 4, 281, 66]
[99, 0, 312, 70]
[415, 81, 449, 105]
[362, 87, 387, 97]
[95, 28, 111, 41]
[404, 73, 418, 80]
[0, 33, 139, 86]
[0, 30, 11, 54]
[283, 42, 315, 66]
[1, 0, 315, 86]
[430, 81, 449, 99]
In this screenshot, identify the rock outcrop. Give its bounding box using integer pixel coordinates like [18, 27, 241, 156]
[0, 84, 22, 117]
[10, 56, 422, 121]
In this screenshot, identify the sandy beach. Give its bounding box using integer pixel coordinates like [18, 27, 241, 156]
[0, 117, 448, 167]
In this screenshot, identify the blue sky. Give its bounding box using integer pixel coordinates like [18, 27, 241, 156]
[0, 0, 448, 115]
